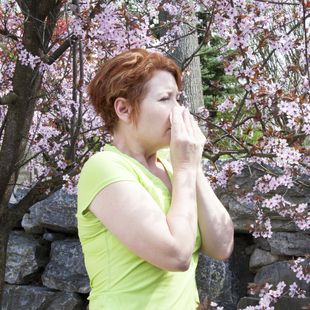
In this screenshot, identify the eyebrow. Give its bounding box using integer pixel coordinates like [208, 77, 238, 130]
[158, 90, 180, 97]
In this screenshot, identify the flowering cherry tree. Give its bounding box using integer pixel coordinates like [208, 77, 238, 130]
[0, 0, 309, 307]
[194, 1, 310, 308]
[198, 0, 309, 248]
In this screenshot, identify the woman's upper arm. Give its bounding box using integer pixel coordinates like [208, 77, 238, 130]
[89, 180, 188, 271]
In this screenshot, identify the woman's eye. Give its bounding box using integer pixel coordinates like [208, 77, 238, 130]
[160, 97, 169, 101]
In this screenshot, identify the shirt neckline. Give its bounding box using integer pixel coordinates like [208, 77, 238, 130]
[104, 144, 172, 196]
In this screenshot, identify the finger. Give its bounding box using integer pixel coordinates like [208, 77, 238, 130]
[191, 114, 206, 143]
[171, 106, 185, 136]
[183, 108, 194, 137]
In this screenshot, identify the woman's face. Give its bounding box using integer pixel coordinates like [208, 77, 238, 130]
[135, 70, 180, 150]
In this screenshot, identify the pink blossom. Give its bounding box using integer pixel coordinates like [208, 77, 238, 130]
[218, 98, 235, 112]
[197, 106, 210, 119]
[288, 282, 306, 298]
[291, 258, 310, 284]
[254, 174, 293, 194]
[250, 211, 273, 239]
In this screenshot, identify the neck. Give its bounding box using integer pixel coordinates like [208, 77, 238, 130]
[112, 131, 158, 169]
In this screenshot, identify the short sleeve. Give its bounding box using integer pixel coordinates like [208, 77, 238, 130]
[77, 151, 138, 217]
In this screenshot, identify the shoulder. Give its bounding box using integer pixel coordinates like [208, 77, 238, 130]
[78, 150, 138, 186]
[77, 150, 138, 216]
[83, 150, 123, 167]
[80, 150, 135, 178]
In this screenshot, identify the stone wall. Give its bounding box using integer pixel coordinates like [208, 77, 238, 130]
[2, 167, 310, 309]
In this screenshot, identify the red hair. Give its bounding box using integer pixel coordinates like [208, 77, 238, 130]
[88, 48, 182, 133]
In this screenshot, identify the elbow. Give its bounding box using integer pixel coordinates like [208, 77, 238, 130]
[212, 246, 233, 261]
[151, 239, 193, 271]
[218, 237, 234, 260]
[201, 231, 234, 261]
[174, 255, 191, 271]
[166, 246, 192, 272]
[216, 238, 234, 261]
[161, 259, 191, 272]
[202, 242, 233, 261]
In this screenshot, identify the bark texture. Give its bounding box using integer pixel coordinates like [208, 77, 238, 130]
[170, 23, 204, 113]
[168, 3, 204, 112]
[159, 1, 204, 112]
[0, 0, 61, 303]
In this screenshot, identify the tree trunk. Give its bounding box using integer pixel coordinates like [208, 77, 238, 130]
[0, 211, 10, 304]
[0, 0, 58, 209]
[0, 1, 61, 304]
[168, 5, 204, 112]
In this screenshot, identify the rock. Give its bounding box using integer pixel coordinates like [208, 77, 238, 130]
[196, 255, 229, 302]
[218, 194, 302, 233]
[225, 235, 256, 309]
[216, 194, 256, 234]
[8, 187, 29, 205]
[268, 232, 310, 256]
[22, 206, 45, 234]
[237, 296, 310, 310]
[43, 232, 67, 242]
[42, 239, 90, 293]
[254, 260, 310, 296]
[2, 284, 86, 310]
[245, 244, 256, 255]
[22, 189, 77, 234]
[196, 235, 255, 310]
[237, 297, 261, 309]
[249, 248, 281, 272]
[5, 231, 49, 284]
[254, 237, 271, 251]
[215, 162, 310, 234]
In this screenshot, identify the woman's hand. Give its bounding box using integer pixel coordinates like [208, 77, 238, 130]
[169, 106, 206, 173]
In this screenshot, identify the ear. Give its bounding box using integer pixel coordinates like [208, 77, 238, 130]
[114, 97, 132, 123]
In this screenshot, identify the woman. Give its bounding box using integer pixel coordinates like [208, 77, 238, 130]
[77, 48, 234, 309]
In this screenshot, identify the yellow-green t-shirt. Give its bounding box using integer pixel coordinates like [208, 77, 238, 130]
[77, 144, 201, 310]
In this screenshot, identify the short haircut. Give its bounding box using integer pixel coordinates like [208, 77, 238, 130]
[88, 48, 182, 133]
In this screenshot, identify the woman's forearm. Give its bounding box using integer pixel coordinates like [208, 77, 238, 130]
[196, 167, 234, 260]
[166, 169, 198, 268]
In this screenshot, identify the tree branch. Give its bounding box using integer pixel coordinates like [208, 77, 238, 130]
[45, 35, 77, 65]
[148, 29, 197, 49]
[71, 39, 84, 156]
[0, 92, 19, 106]
[260, 13, 310, 71]
[181, 2, 216, 71]
[254, 0, 299, 5]
[203, 149, 248, 162]
[232, 91, 249, 127]
[302, 1, 310, 84]
[66, 0, 84, 163]
[192, 111, 253, 154]
[41, 0, 63, 51]
[0, 28, 18, 41]
[8, 175, 64, 227]
[0, 112, 8, 142]
[9, 157, 83, 226]
[89, 0, 106, 19]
